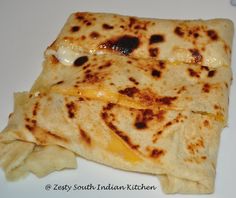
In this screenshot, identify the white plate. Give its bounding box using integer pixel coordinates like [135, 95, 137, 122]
[0, 0, 235, 197]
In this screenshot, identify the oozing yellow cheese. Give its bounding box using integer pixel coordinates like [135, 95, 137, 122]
[51, 87, 145, 109]
[192, 111, 225, 123]
[51, 86, 225, 124]
[215, 112, 224, 122]
[106, 130, 142, 163]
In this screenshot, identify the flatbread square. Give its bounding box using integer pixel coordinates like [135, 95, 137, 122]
[0, 12, 234, 194]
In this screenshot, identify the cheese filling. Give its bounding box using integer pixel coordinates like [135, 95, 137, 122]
[46, 47, 85, 66]
[106, 130, 142, 163]
[46, 46, 104, 66]
[51, 86, 145, 109]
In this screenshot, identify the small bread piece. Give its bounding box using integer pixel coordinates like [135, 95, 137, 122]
[25, 145, 77, 177]
[0, 141, 35, 181]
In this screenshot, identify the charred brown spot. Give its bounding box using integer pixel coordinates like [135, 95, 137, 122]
[55, 80, 64, 85]
[83, 73, 100, 83]
[25, 118, 30, 122]
[157, 130, 163, 135]
[156, 110, 166, 121]
[151, 69, 161, 78]
[84, 20, 92, 26]
[80, 129, 91, 145]
[134, 109, 155, 130]
[202, 83, 210, 93]
[71, 26, 80, 32]
[149, 34, 164, 44]
[149, 48, 159, 57]
[102, 23, 114, 30]
[80, 35, 86, 40]
[165, 121, 172, 127]
[128, 77, 139, 85]
[224, 44, 231, 54]
[76, 14, 84, 20]
[51, 55, 59, 64]
[225, 82, 228, 88]
[85, 69, 91, 74]
[66, 102, 76, 118]
[105, 103, 115, 111]
[135, 122, 147, 129]
[31, 126, 68, 144]
[193, 32, 199, 38]
[77, 97, 84, 101]
[99, 35, 139, 56]
[33, 102, 39, 116]
[101, 112, 108, 120]
[188, 68, 200, 78]
[63, 36, 74, 41]
[201, 66, 209, 71]
[25, 118, 37, 132]
[187, 138, 205, 154]
[25, 124, 34, 131]
[90, 31, 100, 39]
[201, 156, 207, 160]
[150, 148, 165, 158]
[156, 96, 177, 105]
[134, 24, 146, 30]
[189, 49, 202, 63]
[98, 62, 112, 69]
[118, 87, 139, 97]
[152, 130, 163, 143]
[74, 56, 88, 67]
[207, 29, 218, 40]
[128, 17, 137, 28]
[177, 86, 186, 94]
[101, 104, 115, 120]
[82, 64, 90, 70]
[174, 26, 184, 37]
[142, 109, 154, 120]
[158, 60, 165, 69]
[203, 119, 209, 127]
[137, 90, 156, 106]
[31, 119, 37, 125]
[47, 131, 68, 143]
[208, 70, 216, 77]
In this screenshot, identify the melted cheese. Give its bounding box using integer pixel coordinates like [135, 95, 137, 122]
[215, 112, 224, 122]
[192, 111, 225, 123]
[51, 87, 225, 124]
[46, 47, 85, 66]
[45, 46, 105, 66]
[106, 129, 142, 163]
[51, 87, 145, 109]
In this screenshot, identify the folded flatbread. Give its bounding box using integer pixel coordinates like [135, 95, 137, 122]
[48, 12, 233, 68]
[0, 12, 234, 194]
